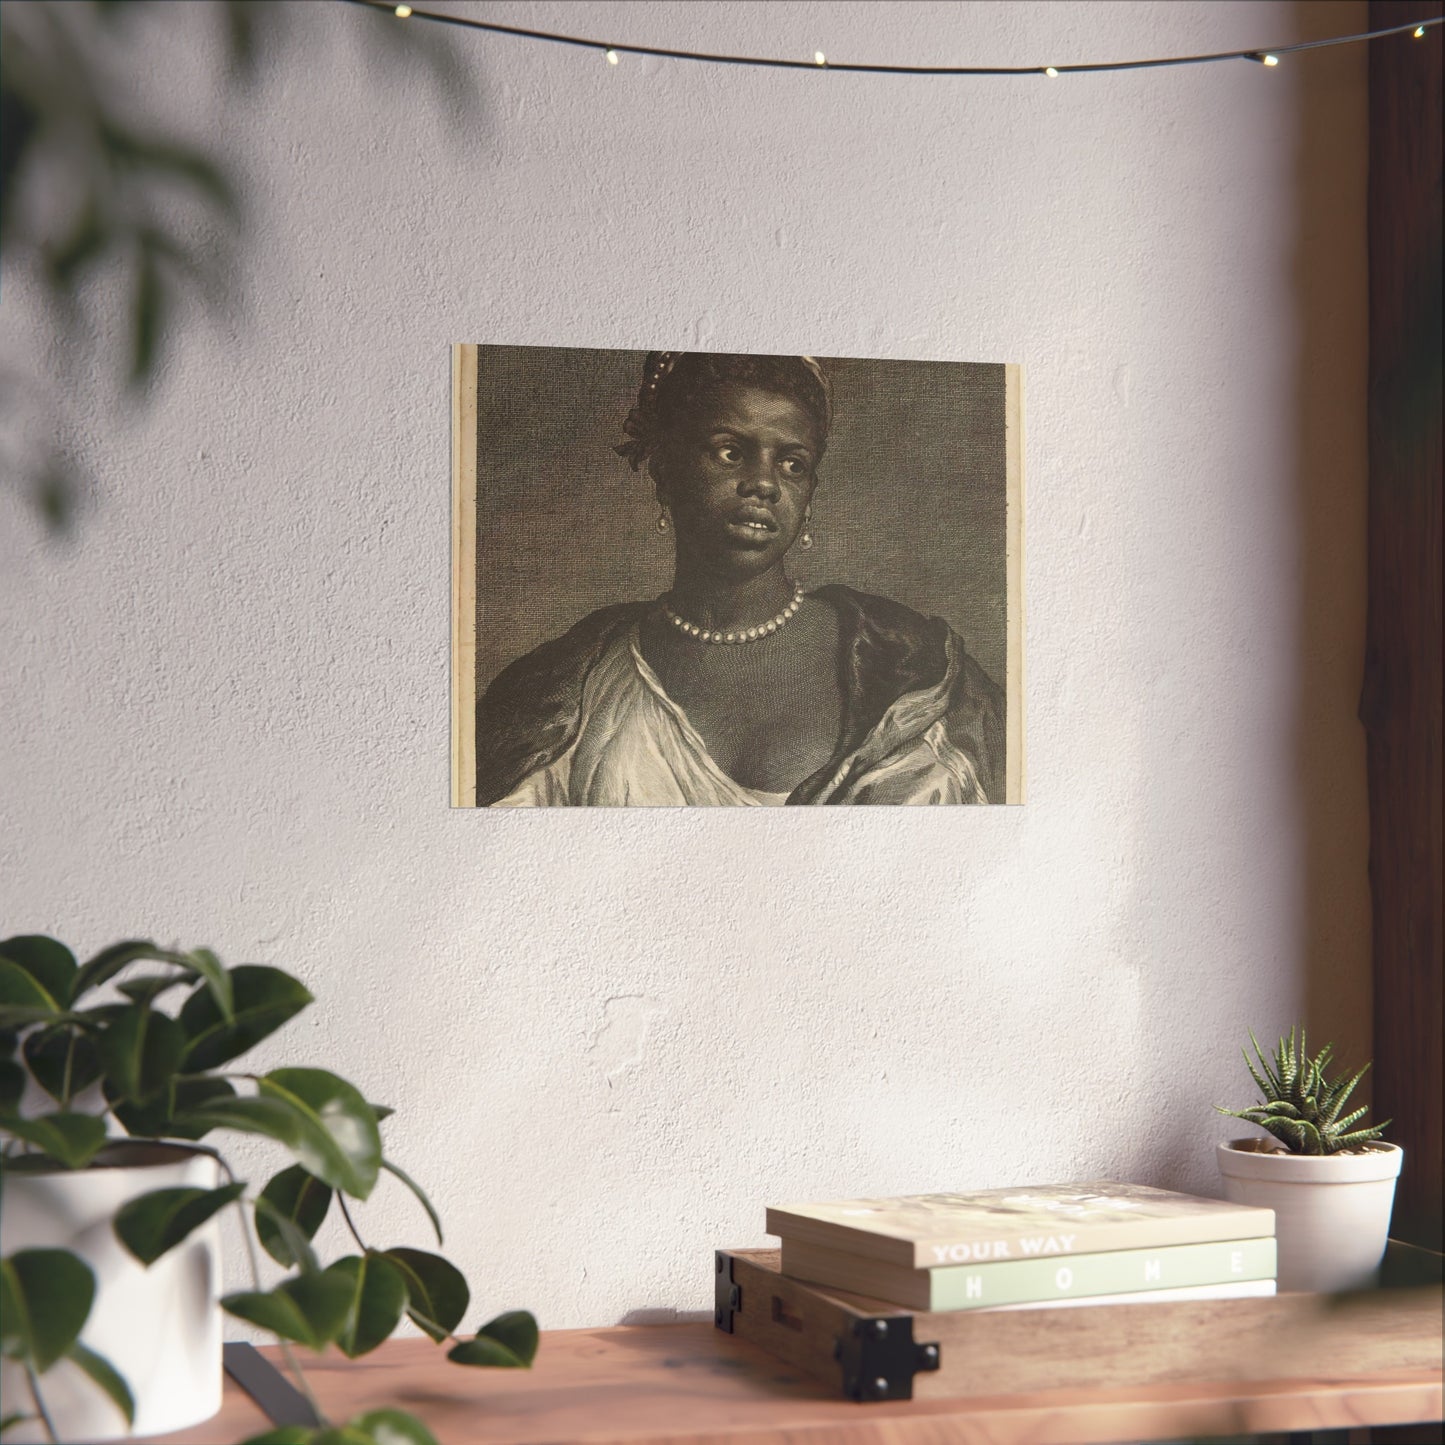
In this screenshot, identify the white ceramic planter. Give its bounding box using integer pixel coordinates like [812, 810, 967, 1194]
[0, 1141, 224, 1442]
[1216, 1137, 1403, 1293]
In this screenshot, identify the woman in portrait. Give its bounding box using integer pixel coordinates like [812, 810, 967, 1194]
[475, 351, 1003, 805]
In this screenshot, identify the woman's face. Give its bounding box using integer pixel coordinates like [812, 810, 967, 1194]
[656, 383, 822, 579]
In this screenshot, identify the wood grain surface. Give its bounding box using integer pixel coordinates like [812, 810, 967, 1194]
[144, 1283, 1442, 1445]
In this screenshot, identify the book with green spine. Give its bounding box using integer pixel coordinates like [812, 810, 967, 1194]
[779, 1234, 1278, 1311]
[766, 1180, 1275, 1269]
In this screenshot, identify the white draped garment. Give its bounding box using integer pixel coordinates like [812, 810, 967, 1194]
[493, 625, 985, 807]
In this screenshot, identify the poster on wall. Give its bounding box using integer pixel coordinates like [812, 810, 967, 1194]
[451, 345, 1024, 807]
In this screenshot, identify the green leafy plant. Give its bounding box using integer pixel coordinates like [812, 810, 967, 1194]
[0, 935, 536, 1445]
[1216, 1025, 1392, 1156]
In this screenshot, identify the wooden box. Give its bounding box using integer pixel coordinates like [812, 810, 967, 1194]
[715, 1242, 1445, 1404]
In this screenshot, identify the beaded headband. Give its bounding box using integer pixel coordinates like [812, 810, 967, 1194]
[614, 352, 833, 471]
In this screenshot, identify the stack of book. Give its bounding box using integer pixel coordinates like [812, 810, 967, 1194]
[766, 1181, 1277, 1312]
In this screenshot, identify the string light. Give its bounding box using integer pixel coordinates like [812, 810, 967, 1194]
[339, 2, 1443, 78]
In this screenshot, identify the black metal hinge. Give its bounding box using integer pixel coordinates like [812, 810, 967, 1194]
[714, 1250, 742, 1332]
[833, 1313, 941, 1401]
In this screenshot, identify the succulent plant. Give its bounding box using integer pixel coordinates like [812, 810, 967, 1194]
[1216, 1025, 1391, 1156]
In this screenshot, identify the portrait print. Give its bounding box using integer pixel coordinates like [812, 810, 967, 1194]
[451, 345, 1024, 807]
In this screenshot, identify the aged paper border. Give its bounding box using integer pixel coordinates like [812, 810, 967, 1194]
[451, 343, 478, 808]
[1005, 364, 1026, 805]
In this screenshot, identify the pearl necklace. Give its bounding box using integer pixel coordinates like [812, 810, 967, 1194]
[662, 584, 804, 645]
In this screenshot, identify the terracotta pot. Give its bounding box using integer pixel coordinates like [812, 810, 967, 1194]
[1216, 1137, 1403, 1293]
[0, 1141, 224, 1441]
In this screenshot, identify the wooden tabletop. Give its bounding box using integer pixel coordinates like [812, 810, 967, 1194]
[149, 1321, 1443, 1445]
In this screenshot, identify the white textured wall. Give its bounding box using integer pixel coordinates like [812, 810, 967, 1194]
[0, 1, 1370, 1331]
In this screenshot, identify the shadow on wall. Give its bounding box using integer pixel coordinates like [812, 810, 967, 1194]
[1288, 0, 1373, 1094]
[0, 0, 475, 535]
[1131, 0, 1373, 1197]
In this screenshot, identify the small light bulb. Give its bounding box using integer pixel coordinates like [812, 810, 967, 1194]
[1414, 25, 1426, 38]
[1044, 66, 1059, 78]
[1263, 53, 1279, 66]
[814, 51, 826, 67]
[394, 3, 411, 15]
[605, 49, 619, 65]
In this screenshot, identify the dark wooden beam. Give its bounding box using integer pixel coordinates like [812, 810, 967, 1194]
[1364, 0, 1443, 1265]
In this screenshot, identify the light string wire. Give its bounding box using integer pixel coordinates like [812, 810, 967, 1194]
[341, 1, 1441, 76]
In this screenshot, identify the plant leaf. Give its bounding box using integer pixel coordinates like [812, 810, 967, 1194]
[477, 1309, 538, 1365]
[1326, 1062, 1370, 1121]
[129, 237, 164, 388]
[380, 1158, 442, 1246]
[252, 1196, 321, 1277]
[1261, 1100, 1300, 1117]
[0, 1112, 108, 1168]
[104, 1075, 170, 1139]
[23, 1026, 102, 1102]
[179, 966, 312, 1071]
[113, 1182, 245, 1266]
[171, 1094, 309, 1153]
[0, 1248, 95, 1371]
[97, 1005, 187, 1103]
[258, 1070, 381, 1200]
[351, 1408, 441, 1445]
[1266, 1116, 1310, 1152]
[0, 1259, 24, 1359]
[223, 1272, 353, 1351]
[326, 1253, 407, 1359]
[0, 1059, 25, 1114]
[1330, 1104, 1371, 1134]
[382, 1248, 468, 1342]
[182, 948, 233, 1022]
[0, 938, 76, 1008]
[73, 1003, 131, 1032]
[158, 1077, 240, 1140]
[446, 1334, 527, 1368]
[101, 125, 240, 217]
[220, 1286, 315, 1347]
[71, 941, 184, 1000]
[67, 1340, 135, 1426]
[256, 1165, 332, 1268]
[116, 974, 191, 1007]
[1, 1414, 37, 1435]
[0, 960, 60, 1027]
[1333, 1121, 1392, 1151]
[175, 1088, 376, 1200]
[447, 1310, 538, 1368]
[43, 199, 107, 289]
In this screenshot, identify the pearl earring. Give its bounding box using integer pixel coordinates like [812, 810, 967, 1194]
[799, 506, 814, 550]
[656, 510, 670, 533]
